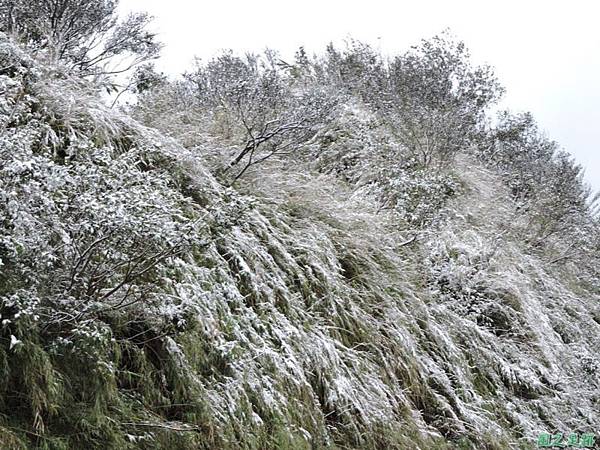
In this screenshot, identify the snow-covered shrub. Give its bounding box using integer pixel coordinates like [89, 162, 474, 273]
[0, 34, 216, 448]
[182, 52, 340, 184]
[305, 100, 461, 227]
[372, 167, 460, 226]
[424, 230, 525, 337]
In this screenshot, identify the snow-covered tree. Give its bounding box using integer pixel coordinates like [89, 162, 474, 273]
[186, 52, 339, 183]
[383, 32, 503, 167]
[0, 0, 160, 76]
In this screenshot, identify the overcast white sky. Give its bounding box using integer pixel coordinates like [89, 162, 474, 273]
[119, 0, 600, 193]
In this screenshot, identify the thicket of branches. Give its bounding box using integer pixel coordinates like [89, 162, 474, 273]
[181, 51, 340, 184]
[0, 0, 160, 76]
[137, 32, 594, 242]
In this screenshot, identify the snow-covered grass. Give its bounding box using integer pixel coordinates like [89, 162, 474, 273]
[1, 33, 599, 450]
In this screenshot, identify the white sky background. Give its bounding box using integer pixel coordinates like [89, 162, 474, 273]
[119, 0, 600, 194]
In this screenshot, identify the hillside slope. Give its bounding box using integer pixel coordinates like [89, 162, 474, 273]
[1, 34, 599, 450]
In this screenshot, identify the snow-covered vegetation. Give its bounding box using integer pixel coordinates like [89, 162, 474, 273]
[0, 3, 599, 449]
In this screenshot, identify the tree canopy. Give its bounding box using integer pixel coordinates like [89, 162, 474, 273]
[0, 0, 160, 75]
